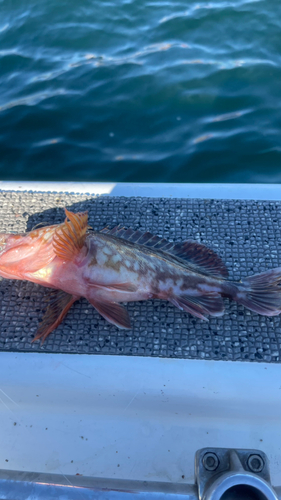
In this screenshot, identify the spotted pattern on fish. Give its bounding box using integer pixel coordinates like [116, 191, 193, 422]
[103, 254, 123, 272]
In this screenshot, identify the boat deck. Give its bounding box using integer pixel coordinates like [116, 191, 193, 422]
[0, 187, 281, 362]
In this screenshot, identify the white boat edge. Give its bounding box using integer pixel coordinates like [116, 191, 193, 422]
[0, 352, 281, 488]
[0, 180, 281, 200]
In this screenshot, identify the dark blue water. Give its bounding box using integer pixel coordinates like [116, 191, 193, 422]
[1, 0, 281, 183]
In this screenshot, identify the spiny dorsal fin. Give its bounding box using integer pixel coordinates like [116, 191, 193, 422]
[100, 226, 228, 278]
[171, 240, 228, 278]
[100, 225, 174, 251]
[53, 209, 89, 261]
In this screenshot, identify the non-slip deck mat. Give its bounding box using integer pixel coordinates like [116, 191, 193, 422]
[0, 190, 281, 362]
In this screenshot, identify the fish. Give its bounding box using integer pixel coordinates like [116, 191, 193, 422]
[1, 208, 281, 344]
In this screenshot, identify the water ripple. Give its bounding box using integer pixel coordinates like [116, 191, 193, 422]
[0, 90, 69, 113]
[159, 0, 264, 24]
[0, 0, 280, 182]
[0, 23, 9, 33]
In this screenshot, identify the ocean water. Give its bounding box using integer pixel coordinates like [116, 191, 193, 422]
[0, 0, 281, 183]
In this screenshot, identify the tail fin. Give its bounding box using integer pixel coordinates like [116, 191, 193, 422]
[235, 267, 281, 316]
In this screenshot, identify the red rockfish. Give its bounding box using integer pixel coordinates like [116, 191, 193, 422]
[0, 208, 281, 343]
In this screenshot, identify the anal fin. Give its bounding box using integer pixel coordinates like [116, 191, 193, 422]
[170, 293, 224, 320]
[88, 299, 131, 329]
[33, 290, 80, 344]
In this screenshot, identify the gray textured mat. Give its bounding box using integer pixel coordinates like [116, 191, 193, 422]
[0, 190, 281, 362]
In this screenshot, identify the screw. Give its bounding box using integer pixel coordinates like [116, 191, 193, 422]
[203, 452, 219, 471]
[248, 454, 264, 473]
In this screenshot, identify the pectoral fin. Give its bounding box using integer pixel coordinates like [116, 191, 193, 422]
[33, 290, 80, 344]
[88, 299, 132, 329]
[53, 209, 89, 261]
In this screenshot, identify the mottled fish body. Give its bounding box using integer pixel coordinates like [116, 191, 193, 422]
[83, 232, 225, 309]
[0, 209, 281, 343]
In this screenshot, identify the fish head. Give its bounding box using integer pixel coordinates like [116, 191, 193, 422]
[0, 224, 59, 279]
[0, 209, 89, 287]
